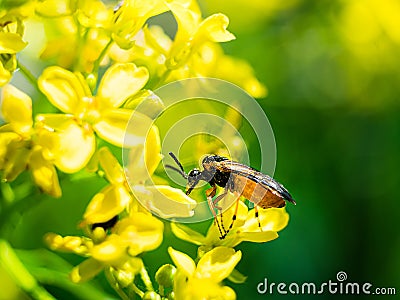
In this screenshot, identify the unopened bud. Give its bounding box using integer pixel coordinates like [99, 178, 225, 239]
[142, 291, 161, 300]
[155, 264, 176, 288]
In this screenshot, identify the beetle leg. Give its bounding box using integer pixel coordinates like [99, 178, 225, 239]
[205, 183, 226, 237]
[254, 205, 263, 232]
[212, 191, 227, 211]
[206, 186, 216, 198]
[222, 193, 241, 239]
[214, 191, 229, 236]
[207, 194, 225, 238]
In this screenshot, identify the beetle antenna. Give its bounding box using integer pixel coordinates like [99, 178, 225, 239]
[168, 152, 184, 172]
[165, 164, 188, 179]
[166, 152, 188, 179]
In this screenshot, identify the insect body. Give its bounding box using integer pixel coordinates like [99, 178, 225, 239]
[166, 152, 296, 239]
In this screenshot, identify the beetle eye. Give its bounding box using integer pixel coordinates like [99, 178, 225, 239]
[188, 169, 200, 177]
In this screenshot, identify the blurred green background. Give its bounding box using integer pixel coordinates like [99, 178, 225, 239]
[209, 0, 400, 299]
[1, 0, 400, 299]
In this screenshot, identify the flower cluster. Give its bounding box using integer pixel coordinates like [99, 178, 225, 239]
[0, 1, 288, 299]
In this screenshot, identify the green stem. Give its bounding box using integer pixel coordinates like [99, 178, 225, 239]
[127, 282, 144, 299]
[17, 61, 37, 86]
[152, 69, 172, 90]
[72, 14, 87, 71]
[140, 266, 154, 292]
[0, 240, 56, 300]
[93, 39, 113, 73]
[0, 181, 15, 206]
[30, 267, 117, 300]
[105, 268, 131, 300]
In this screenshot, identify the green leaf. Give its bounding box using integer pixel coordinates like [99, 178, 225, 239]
[15, 248, 118, 300]
[0, 240, 56, 300]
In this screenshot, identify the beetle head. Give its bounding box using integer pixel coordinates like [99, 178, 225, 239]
[186, 168, 202, 195]
[165, 152, 203, 195]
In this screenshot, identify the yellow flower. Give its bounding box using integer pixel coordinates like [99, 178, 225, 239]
[76, 0, 113, 29]
[80, 147, 134, 227]
[35, 0, 77, 17]
[165, 1, 235, 69]
[110, 25, 265, 97]
[38, 0, 113, 72]
[125, 125, 197, 219]
[45, 212, 163, 282]
[0, 13, 27, 86]
[109, 26, 171, 87]
[0, 85, 61, 197]
[188, 43, 267, 98]
[37, 63, 149, 172]
[82, 131, 196, 230]
[111, 0, 169, 49]
[172, 198, 289, 252]
[168, 246, 241, 300]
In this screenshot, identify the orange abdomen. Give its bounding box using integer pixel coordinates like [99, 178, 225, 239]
[233, 175, 286, 209]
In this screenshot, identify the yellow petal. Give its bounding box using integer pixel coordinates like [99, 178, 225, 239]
[171, 223, 206, 246]
[76, 0, 112, 28]
[123, 89, 165, 118]
[0, 32, 27, 53]
[220, 286, 236, 300]
[35, 114, 74, 131]
[125, 124, 161, 185]
[132, 185, 197, 218]
[111, 0, 168, 49]
[94, 108, 153, 148]
[196, 14, 235, 44]
[83, 185, 131, 224]
[168, 247, 195, 276]
[233, 231, 278, 247]
[70, 258, 104, 283]
[242, 207, 289, 232]
[115, 213, 164, 255]
[0, 132, 20, 169]
[195, 247, 241, 282]
[145, 125, 162, 176]
[98, 147, 125, 184]
[38, 66, 88, 113]
[0, 61, 12, 86]
[90, 236, 127, 265]
[54, 121, 96, 173]
[35, 0, 76, 17]
[173, 273, 228, 300]
[34, 127, 63, 163]
[3, 145, 30, 181]
[29, 148, 61, 198]
[165, 2, 200, 68]
[92, 108, 131, 147]
[142, 25, 172, 54]
[1, 85, 32, 134]
[167, 1, 201, 38]
[97, 63, 149, 108]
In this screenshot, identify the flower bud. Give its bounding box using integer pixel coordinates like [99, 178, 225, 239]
[155, 264, 176, 288]
[142, 291, 161, 300]
[86, 73, 97, 92]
